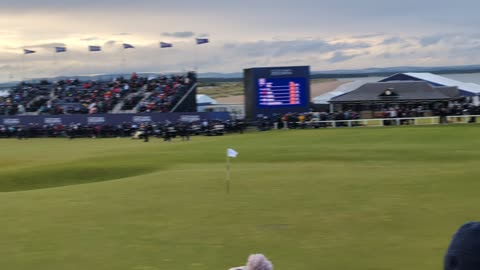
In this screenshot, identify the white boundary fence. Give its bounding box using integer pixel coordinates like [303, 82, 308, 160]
[283, 115, 480, 129]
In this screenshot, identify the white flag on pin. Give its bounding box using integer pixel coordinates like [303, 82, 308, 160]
[227, 148, 238, 158]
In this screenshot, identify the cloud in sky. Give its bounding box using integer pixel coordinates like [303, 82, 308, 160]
[21, 42, 67, 50]
[419, 35, 445, 47]
[104, 40, 117, 47]
[328, 51, 366, 63]
[223, 39, 371, 58]
[1, 1, 480, 81]
[80, 37, 100, 41]
[3, 33, 480, 82]
[162, 31, 196, 38]
[381, 37, 404, 45]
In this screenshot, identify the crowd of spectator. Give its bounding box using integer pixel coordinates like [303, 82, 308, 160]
[43, 78, 126, 114]
[434, 103, 480, 117]
[374, 106, 425, 118]
[137, 73, 194, 113]
[252, 103, 480, 130]
[0, 81, 52, 115]
[255, 111, 361, 130]
[0, 118, 245, 139]
[0, 72, 196, 116]
[373, 103, 480, 125]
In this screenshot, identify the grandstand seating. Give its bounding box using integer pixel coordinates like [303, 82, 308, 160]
[137, 74, 192, 113]
[0, 72, 197, 115]
[0, 81, 52, 115]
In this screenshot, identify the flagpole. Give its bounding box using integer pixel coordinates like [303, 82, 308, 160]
[225, 148, 237, 194]
[21, 42, 25, 82]
[21, 53, 25, 82]
[193, 38, 208, 73]
[194, 46, 197, 72]
[226, 154, 231, 194]
[53, 50, 57, 78]
[121, 48, 126, 76]
[194, 41, 198, 72]
[88, 46, 92, 77]
[64, 48, 70, 78]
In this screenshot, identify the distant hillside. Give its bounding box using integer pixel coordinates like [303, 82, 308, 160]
[310, 64, 480, 78]
[198, 64, 480, 82]
[3, 64, 480, 86]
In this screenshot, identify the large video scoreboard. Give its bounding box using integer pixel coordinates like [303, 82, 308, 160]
[244, 66, 310, 119]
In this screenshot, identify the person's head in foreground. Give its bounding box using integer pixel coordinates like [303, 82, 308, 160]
[229, 254, 273, 270]
[445, 222, 480, 270]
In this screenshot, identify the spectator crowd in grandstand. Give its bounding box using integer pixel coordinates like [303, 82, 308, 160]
[0, 72, 196, 116]
[0, 80, 52, 115]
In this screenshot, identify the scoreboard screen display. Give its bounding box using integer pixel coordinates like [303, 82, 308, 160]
[257, 77, 308, 108]
[244, 66, 310, 119]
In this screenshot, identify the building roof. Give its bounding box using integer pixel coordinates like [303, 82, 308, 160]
[313, 81, 368, 104]
[380, 72, 480, 96]
[330, 81, 459, 103]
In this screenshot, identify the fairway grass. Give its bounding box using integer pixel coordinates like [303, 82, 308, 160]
[1, 125, 480, 270]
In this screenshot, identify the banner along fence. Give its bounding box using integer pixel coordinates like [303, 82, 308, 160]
[0, 112, 230, 126]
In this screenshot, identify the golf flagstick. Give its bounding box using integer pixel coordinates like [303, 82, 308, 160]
[226, 154, 230, 194]
[226, 148, 238, 194]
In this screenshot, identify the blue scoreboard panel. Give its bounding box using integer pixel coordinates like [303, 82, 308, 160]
[257, 77, 308, 108]
[244, 66, 310, 119]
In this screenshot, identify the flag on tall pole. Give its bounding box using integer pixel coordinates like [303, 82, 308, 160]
[53, 47, 66, 78]
[55, 47, 67, 53]
[196, 38, 209, 45]
[22, 49, 36, 81]
[226, 148, 238, 194]
[121, 44, 134, 76]
[160, 42, 173, 48]
[194, 38, 209, 71]
[88, 45, 101, 52]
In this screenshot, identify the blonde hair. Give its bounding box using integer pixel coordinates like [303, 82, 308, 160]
[245, 254, 273, 270]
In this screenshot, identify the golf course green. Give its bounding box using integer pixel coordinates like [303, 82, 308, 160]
[1, 125, 479, 270]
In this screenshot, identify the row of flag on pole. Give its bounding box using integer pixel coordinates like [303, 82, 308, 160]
[23, 38, 209, 54]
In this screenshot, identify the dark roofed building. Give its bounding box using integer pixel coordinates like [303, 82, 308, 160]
[330, 81, 461, 118]
[331, 81, 459, 102]
[379, 72, 480, 96]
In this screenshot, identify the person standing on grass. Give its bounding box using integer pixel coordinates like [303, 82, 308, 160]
[16, 125, 24, 140]
[179, 122, 190, 141]
[163, 124, 171, 142]
[67, 124, 72, 140]
[143, 123, 149, 142]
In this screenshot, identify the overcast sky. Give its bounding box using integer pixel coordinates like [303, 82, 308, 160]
[2, 0, 480, 81]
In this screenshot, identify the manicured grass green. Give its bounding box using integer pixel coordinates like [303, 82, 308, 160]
[1, 125, 480, 270]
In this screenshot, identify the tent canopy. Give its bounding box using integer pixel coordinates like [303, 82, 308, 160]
[380, 73, 480, 96]
[196, 94, 217, 105]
